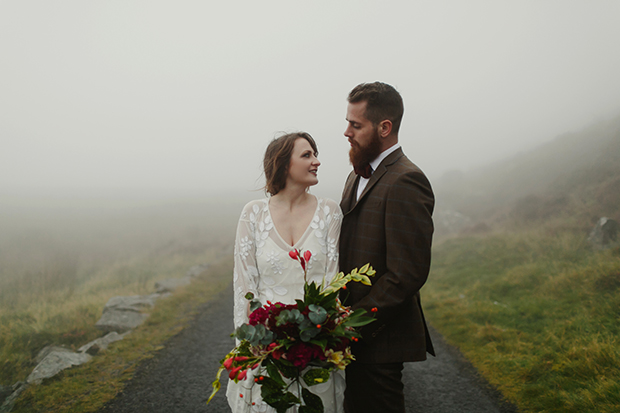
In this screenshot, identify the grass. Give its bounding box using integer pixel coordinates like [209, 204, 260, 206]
[423, 226, 620, 412]
[0, 193, 245, 411]
[10, 256, 233, 412]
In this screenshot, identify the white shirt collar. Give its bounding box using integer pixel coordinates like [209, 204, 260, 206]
[369, 143, 401, 172]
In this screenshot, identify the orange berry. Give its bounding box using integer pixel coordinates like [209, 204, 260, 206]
[371, 307, 378, 312]
[316, 324, 321, 329]
[342, 285, 347, 290]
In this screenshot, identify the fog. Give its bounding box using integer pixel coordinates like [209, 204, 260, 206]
[2, 1, 620, 203]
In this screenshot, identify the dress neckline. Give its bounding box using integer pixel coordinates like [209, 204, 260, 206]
[267, 195, 319, 249]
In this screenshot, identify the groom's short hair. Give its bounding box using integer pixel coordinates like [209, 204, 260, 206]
[348, 82, 404, 134]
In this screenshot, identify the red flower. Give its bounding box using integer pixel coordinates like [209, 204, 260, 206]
[289, 249, 299, 260]
[304, 250, 312, 262]
[286, 343, 325, 369]
[248, 307, 269, 325]
[229, 366, 242, 380]
[223, 357, 233, 370]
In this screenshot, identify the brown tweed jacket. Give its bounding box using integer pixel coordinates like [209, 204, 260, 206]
[339, 147, 435, 363]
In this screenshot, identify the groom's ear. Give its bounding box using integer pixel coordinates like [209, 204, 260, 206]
[378, 120, 393, 138]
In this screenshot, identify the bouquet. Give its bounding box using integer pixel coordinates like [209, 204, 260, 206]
[207, 249, 376, 413]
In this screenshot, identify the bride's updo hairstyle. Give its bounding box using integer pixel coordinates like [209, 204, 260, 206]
[263, 132, 318, 196]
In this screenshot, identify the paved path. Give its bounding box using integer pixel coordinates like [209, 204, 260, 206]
[99, 286, 518, 413]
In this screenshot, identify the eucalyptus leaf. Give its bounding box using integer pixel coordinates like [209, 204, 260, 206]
[249, 299, 262, 312]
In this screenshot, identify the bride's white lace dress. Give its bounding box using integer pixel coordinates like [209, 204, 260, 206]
[226, 196, 345, 413]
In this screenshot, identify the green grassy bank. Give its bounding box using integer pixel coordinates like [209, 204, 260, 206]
[423, 228, 620, 412]
[9, 256, 232, 413]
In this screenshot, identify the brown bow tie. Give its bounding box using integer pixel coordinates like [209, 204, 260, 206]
[354, 164, 373, 179]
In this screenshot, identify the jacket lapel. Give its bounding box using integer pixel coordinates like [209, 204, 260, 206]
[340, 172, 358, 215]
[355, 147, 404, 204]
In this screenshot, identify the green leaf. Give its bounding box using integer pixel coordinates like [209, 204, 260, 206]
[249, 299, 262, 312]
[273, 358, 299, 379]
[266, 360, 285, 386]
[234, 324, 255, 341]
[301, 388, 324, 412]
[302, 368, 331, 387]
[244, 292, 255, 300]
[275, 309, 291, 326]
[300, 326, 320, 342]
[308, 305, 327, 324]
[309, 338, 328, 350]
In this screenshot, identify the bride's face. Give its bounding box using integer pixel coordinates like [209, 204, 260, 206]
[286, 138, 320, 188]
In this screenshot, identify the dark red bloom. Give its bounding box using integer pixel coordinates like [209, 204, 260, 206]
[248, 307, 269, 325]
[285, 343, 325, 369]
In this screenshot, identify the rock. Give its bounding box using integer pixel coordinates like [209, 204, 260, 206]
[588, 217, 620, 249]
[35, 345, 73, 364]
[78, 331, 130, 355]
[154, 276, 192, 293]
[95, 309, 149, 333]
[102, 294, 160, 312]
[186, 263, 209, 278]
[0, 382, 27, 413]
[94, 294, 160, 333]
[26, 351, 91, 385]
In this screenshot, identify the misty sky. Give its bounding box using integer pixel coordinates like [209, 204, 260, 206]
[2, 1, 620, 201]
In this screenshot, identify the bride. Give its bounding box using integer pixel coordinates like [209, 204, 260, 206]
[226, 132, 344, 413]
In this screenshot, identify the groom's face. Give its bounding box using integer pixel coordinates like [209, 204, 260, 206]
[345, 101, 382, 168]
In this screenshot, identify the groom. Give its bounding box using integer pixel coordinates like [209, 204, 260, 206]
[339, 82, 435, 413]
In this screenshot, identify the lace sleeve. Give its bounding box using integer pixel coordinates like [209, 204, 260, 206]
[324, 199, 343, 283]
[232, 203, 260, 329]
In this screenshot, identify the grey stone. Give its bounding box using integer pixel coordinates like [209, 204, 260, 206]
[102, 294, 159, 312]
[27, 351, 91, 385]
[78, 331, 130, 355]
[95, 309, 149, 333]
[588, 217, 620, 249]
[0, 382, 27, 413]
[154, 276, 192, 293]
[186, 263, 209, 278]
[35, 345, 73, 364]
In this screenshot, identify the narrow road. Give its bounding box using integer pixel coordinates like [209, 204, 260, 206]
[99, 286, 518, 413]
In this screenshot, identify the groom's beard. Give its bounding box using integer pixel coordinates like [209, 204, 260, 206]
[349, 129, 383, 169]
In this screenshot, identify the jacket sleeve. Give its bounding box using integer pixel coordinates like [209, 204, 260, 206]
[352, 170, 434, 331]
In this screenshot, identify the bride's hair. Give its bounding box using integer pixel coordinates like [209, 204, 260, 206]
[263, 132, 318, 196]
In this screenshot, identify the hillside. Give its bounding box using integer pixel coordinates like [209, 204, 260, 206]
[424, 114, 620, 412]
[434, 114, 620, 238]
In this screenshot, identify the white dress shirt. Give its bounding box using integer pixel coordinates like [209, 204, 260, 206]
[356, 143, 401, 201]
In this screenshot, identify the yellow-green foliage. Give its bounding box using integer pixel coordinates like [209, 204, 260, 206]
[424, 228, 620, 412]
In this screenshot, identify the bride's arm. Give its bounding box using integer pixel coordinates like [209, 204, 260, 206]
[324, 199, 343, 282]
[232, 203, 260, 329]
